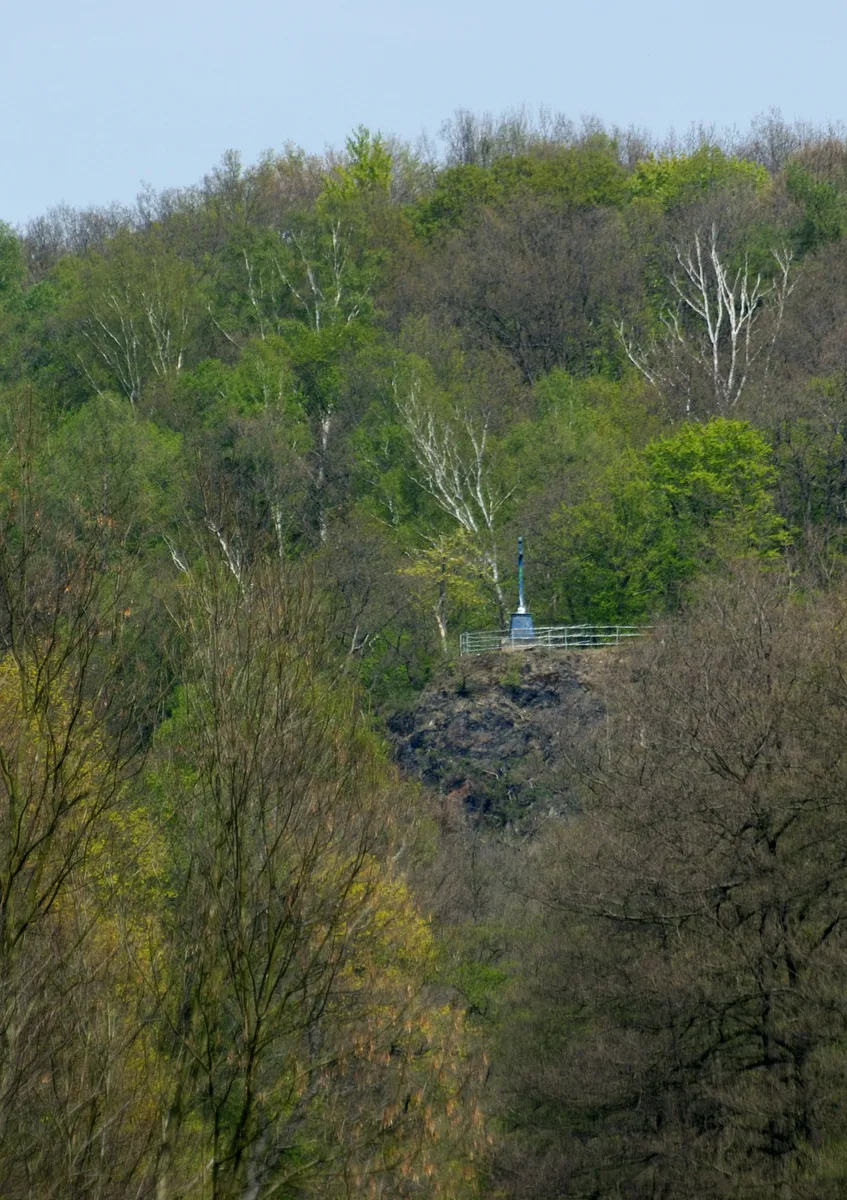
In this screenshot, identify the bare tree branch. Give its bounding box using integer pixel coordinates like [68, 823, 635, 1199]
[620, 225, 796, 415]
[394, 379, 511, 615]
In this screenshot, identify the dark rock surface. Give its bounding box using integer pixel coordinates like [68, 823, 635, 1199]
[387, 647, 616, 826]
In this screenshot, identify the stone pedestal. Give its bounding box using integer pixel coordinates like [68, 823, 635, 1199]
[509, 611, 535, 642]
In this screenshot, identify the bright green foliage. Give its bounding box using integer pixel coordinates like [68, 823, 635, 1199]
[509, 371, 658, 488]
[207, 225, 292, 339]
[548, 464, 680, 622]
[644, 418, 782, 531]
[323, 125, 393, 201]
[181, 336, 304, 425]
[496, 373, 658, 616]
[284, 127, 397, 334]
[402, 529, 490, 645]
[183, 323, 364, 435]
[402, 530, 489, 603]
[491, 136, 628, 208]
[629, 145, 768, 209]
[349, 399, 427, 528]
[548, 418, 787, 622]
[211, 208, 383, 341]
[204, 131, 393, 350]
[351, 348, 490, 539]
[39, 392, 185, 547]
[412, 164, 502, 237]
[280, 320, 362, 416]
[414, 138, 627, 238]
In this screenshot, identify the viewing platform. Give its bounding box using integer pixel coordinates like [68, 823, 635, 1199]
[459, 624, 649, 656]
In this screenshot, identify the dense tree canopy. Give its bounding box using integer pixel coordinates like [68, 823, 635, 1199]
[5, 106, 847, 1196]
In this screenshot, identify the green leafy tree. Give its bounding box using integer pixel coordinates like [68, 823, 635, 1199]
[59, 229, 203, 404]
[785, 160, 847, 255]
[210, 126, 391, 346]
[0, 224, 40, 383]
[412, 164, 502, 239]
[546, 418, 787, 622]
[401, 529, 489, 649]
[629, 145, 768, 209]
[0, 224, 25, 305]
[414, 137, 627, 241]
[323, 125, 393, 201]
[39, 392, 185, 550]
[491, 136, 628, 208]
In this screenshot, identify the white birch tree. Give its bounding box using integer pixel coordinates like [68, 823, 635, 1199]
[70, 232, 200, 405]
[395, 379, 510, 620]
[619, 224, 796, 415]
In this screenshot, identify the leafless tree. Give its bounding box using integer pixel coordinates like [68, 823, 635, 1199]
[0, 400, 166, 1198]
[147, 558, 483, 1199]
[497, 564, 847, 1197]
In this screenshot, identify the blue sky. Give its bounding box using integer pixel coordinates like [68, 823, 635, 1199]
[5, 0, 845, 227]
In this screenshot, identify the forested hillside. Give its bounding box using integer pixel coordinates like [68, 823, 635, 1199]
[4, 107, 847, 1196]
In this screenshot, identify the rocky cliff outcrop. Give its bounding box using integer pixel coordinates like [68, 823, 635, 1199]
[387, 647, 623, 826]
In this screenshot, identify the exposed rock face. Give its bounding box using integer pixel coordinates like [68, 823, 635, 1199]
[387, 647, 615, 826]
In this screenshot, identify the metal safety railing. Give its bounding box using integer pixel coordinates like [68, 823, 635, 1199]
[459, 624, 650, 656]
